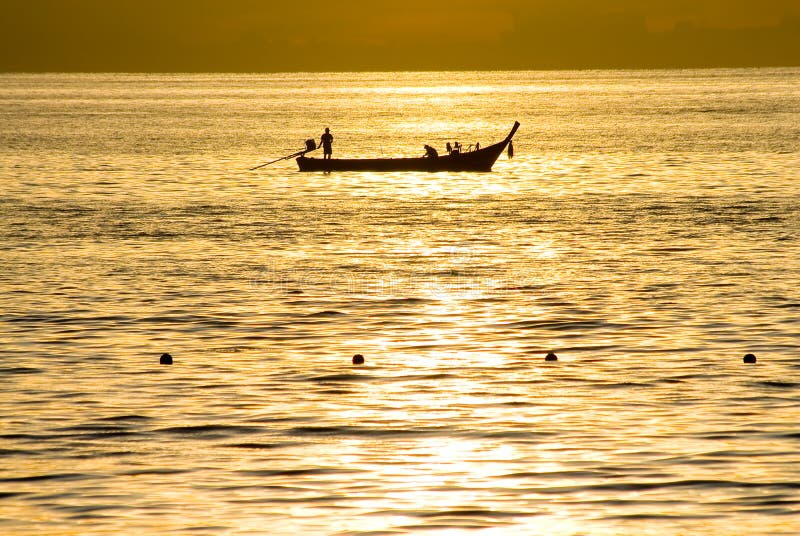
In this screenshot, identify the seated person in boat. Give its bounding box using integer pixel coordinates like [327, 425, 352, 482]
[320, 128, 333, 160]
[446, 142, 453, 155]
[424, 144, 439, 158]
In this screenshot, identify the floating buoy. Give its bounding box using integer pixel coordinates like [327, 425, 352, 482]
[743, 353, 756, 364]
[352, 354, 365, 365]
[160, 353, 173, 365]
[545, 352, 558, 362]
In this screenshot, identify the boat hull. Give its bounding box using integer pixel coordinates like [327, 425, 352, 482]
[297, 122, 518, 173]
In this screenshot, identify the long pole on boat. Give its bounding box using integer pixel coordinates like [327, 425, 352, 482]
[249, 148, 313, 171]
[249, 150, 303, 171]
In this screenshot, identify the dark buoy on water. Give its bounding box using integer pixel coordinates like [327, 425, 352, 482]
[160, 353, 173, 365]
[545, 352, 558, 362]
[352, 354, 365, 365]
[743, 353, 757, 364]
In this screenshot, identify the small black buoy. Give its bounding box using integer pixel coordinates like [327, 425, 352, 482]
[545, 352, 558, 362]
[160, 353, 173, 365]
[743, 353, 757, 364]
[352, 354, 365, 365]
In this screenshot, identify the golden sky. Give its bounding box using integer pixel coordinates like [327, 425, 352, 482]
[1, 0, 799, 71]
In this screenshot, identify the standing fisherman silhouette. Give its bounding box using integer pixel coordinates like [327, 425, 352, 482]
[320, 128, 334, 160]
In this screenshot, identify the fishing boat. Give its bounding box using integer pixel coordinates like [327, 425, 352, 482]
[296, 122, 520, 172]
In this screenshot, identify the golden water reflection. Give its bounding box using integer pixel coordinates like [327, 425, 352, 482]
[1, 70, 799, 534]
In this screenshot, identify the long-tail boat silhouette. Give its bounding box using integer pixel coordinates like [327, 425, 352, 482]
[296, 122, 519, 172]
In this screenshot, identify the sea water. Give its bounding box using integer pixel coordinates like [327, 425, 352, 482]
[1, 70, 799, 534]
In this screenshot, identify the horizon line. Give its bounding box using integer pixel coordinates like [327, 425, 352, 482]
[3, 65, 800, 76]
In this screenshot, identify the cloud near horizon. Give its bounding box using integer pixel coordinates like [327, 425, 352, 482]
[1, 0, 799, 71]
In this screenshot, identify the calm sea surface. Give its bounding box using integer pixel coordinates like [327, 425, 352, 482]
[1, 70, 799, 535]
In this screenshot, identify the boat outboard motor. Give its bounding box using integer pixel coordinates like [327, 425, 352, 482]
[305, 139, 317, 152]
[507, 140, 514, 159]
